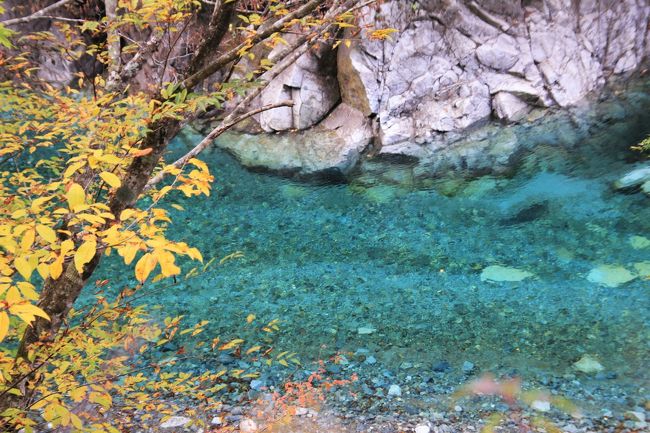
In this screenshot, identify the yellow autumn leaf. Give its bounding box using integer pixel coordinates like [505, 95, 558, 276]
[63, 160, 86, 179]
[21, 228, 35, 250]
[99, 171, 122, 188]
[0, 312, 8, 342]
[36, 224, 57, 243]
[155, 250, 180, 277]
[14, 255, 34, 280]
[121, 244, 140, 265]
[30, 196, 51, 213]
[246, 314, 255, 323]
[17, 281, 38, 300]
[246, 345, 261, 355]
[10, 302, 50, 323]
[134, 252, 157, 282]
[219, 339, 244, 351]
[74, 238, 97, 274]
[37, 262, 50, 280]
[50, 256, 63, 280]
[66, 183, 86, 210]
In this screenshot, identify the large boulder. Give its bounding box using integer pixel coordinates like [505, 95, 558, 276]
[216, 103, 372, 178]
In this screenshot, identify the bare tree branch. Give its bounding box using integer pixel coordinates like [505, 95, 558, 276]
[145, 100, 294, 189]
[147, 0, 355, 187]
[104, 0, 122, 87]
[1, 0, 74, 26]
[182, 0, 324, 90]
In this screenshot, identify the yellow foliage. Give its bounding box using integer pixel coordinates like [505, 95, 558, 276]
[0, 0, 379, 430]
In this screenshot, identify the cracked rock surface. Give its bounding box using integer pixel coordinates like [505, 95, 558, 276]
[230, 0, 649, 178]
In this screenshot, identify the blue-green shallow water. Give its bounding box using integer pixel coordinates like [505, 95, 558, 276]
[94, 92, 650, 415]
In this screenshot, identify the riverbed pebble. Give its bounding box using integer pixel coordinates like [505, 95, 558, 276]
[160, 416, 191, 429]
[388, 384, 402, 396]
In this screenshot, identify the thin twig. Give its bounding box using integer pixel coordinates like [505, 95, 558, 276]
[145, 100, 294, 189]
[1, 0, 75, 26]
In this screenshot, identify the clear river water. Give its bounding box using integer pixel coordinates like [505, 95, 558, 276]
[94, 87, 650, 421]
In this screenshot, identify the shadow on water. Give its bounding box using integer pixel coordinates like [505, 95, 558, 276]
[95, 85, 650, 415]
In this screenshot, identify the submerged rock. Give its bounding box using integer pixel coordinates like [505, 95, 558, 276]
[643, 180, 650, 195]
[215, 103, 372, 179]
[387, 384, 402, 397]
[500, 201, 548, 225]
[531, 400, 551, 412]
[586, 265, 637, 287]
[358, 326, 377, 335]
[480, 265, 534, 282]
[614, 166, 650, 190]
[573, 355, 604, 374]
[462, 361, 475, 374]
[433, 360, 452, 373]
[629, 235, 650, 249]
[633, 262, 650, 278]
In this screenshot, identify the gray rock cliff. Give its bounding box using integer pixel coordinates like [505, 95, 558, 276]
[224, 0, 649, 178]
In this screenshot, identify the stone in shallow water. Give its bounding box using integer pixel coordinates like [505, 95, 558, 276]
[480, 265, 534, 282]
[531, 400, 551, 412]
[614, 166, 650, 190]
[462, 361, 475, 374]
[415, 425, 431, 433]
[358, 326, 376, 335]
[160, 416, 191, 429]
[630, 235, 650, 249]
[573, 355, 604, 374]
[586, 265, 636, 287]
[387, 384, 401, 396]
[362, 185, 401, 204]
[633, 261, 650, 278]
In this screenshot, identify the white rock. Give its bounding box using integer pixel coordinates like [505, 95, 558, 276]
[493, 92, 530, 122]
[211, 416, 222, 426]
[573, 355, 604, 374]
[358, 326, 377, 335]
[240, 418, 258, 433]
[160, 416, 191, 429]
[531, 400, 551, 412]
[480, 265, 534, 282]
[586, 265, 636, 287]
[388, 384, 402, 396]
[614, 166, 650, 190]
[415, 425, 431, 433]
[476, 34, 519, 70]
[454, 405, 463, 412]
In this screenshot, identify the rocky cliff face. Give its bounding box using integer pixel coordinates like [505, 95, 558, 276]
[222, 0, 649, 179]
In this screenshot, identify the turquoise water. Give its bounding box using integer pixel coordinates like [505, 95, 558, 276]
[95, 92, 650, 416]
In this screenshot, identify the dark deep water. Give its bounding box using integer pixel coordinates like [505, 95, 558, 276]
[95, 85, 650, 418]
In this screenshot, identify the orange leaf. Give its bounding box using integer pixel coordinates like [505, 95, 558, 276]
[131, 148, 153, 157]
